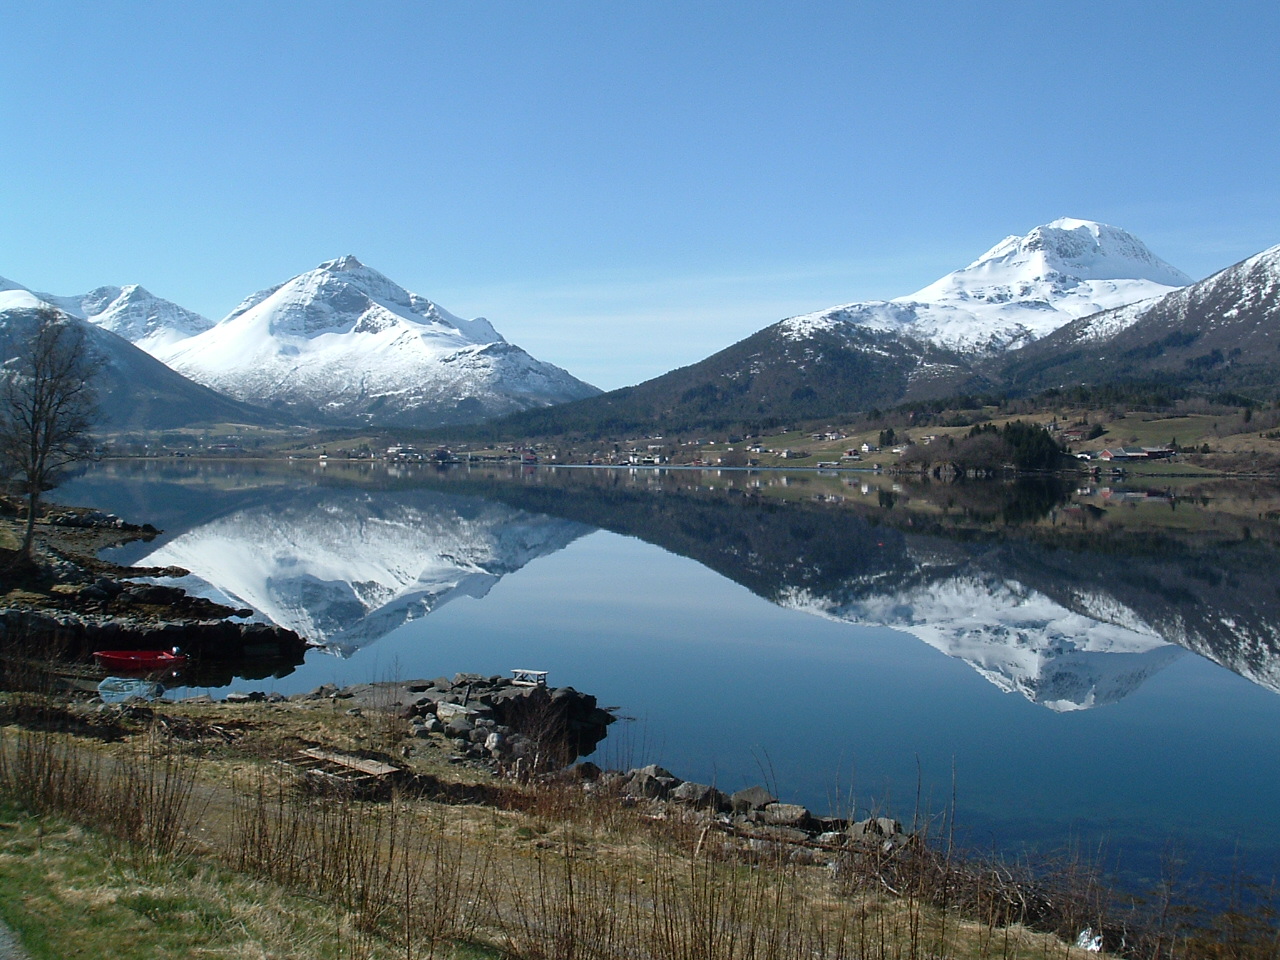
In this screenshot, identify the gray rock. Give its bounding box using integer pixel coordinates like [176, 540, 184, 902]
[730, 785, 777, 813]
[625, 772, 672, 800]
[762, 803, 811, 828]
[670, 781, 729, 811]
[633, 763, 677, 781]
[436, 701, 476, 723]
[849, 817, 904, 839]
[445, 718, 475, 738]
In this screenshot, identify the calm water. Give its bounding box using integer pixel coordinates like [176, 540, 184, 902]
[60, 459, 1280, 890]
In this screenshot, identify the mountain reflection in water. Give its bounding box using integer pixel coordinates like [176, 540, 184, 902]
[73, 460, 1280, 713]
[62, 460, 1280, 883]
[135, 488, 592, 656]
[371, 465, 1280, 707]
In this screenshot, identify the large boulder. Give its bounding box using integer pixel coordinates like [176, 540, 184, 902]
[445, 717, 475, 739]
[730, 785, 777, 814]
[624, 768, 680, 800]
[670, 781, 729, 811]
[762, 803, 812, 829]
[436, 701, 476, 723]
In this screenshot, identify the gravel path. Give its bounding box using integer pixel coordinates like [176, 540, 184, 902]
[0, 920, 29, 960]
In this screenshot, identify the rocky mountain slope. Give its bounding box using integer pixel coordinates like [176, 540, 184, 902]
[156, 256, 601, 428]
[995, 243, 1280, 396]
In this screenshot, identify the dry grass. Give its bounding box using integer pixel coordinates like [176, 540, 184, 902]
[0, 696, 1275, 959]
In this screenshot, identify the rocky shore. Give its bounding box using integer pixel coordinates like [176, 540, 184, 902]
[215, 674, 909, 856]
[0, 506, 311, 682]
[585, 763, 912, 854]
[384, 674, 912, 853]
[303, 673, 617, 772]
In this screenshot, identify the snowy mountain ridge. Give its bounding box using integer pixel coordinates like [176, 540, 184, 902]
[1048, 242, 1280, 345]
[781, 218, 1190, 355]
[0, 275, 214, 353]
[0, 283, 274, 429]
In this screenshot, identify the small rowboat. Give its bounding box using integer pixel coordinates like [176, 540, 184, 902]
[92, 650, 187, 673]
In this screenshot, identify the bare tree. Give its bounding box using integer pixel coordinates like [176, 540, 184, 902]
[0, 305, 104, 561]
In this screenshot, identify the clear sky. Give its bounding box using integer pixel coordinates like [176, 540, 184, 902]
[3, 1, 1278, 390]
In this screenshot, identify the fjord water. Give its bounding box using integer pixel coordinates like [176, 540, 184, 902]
[61, 460, 1280, 889]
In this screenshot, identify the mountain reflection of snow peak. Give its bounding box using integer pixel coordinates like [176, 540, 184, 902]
[136, 489, 592, 656]
[780, 574, 1184, 711]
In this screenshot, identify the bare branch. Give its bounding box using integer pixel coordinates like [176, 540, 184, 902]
[0, 305, 104, 560]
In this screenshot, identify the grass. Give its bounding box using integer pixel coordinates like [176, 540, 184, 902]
[1, 694, 1276, 960]
[0, 801, 501, 960]
[0, 700, 1101, 960]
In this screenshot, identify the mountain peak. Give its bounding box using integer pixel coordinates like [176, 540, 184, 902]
[779, 219, 1191, 358]
[319, 254, 367, 273]
[957, 218, 1191, 288]
[157, 257, 600, 426]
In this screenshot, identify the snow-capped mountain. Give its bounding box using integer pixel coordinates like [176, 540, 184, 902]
[133, 487, 593, 655]
[2, 274, 215, 354]
[0, 284, 274, 430]
[40, 284, 214, 354]
[493, 219, 1192, 435]
[997, 241, 1280, 393]
[156, 256, 600, 428]
[782, 218, 1190, 355]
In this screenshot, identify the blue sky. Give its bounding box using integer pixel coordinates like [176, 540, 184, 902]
[3, 1, 1278, 390]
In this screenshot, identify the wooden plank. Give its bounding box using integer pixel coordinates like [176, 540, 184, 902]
[298, 747, 397, 777]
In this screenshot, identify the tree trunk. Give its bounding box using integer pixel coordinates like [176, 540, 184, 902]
[20, 486, 40, 560]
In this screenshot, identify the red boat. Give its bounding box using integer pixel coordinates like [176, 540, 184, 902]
[93, 650, 187, 673]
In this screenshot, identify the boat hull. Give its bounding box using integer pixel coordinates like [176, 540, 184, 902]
[92, 650, 187, 673]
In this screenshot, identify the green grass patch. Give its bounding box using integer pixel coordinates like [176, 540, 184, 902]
[0, 802, 498, 960]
